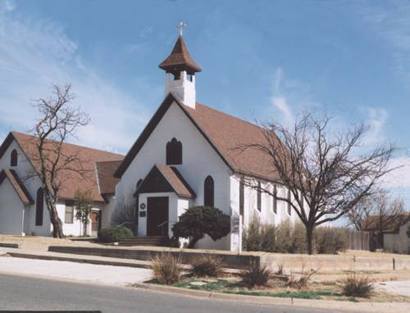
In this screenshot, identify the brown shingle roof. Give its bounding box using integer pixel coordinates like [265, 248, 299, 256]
[184, 103, 281, 182]
[0, 169, 34, 205]
[156, 164, 196, 199]
[159, 36, 202, 73]
[96, 160, 122, 197]
[115, 94, 281, 182]
[362, 214, 410, 233]
[0, 132, 123, 203]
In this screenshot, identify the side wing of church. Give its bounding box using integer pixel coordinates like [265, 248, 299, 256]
[112, 34, 299, 251]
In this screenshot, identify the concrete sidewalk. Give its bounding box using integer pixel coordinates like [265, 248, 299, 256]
[0, 255, 152, 286]
[1, 247, 152, 269]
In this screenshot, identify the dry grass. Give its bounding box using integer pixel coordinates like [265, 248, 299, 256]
[151, 253, 181, 285]
[341, 274, 374, 298]
[190, 255, 223, 277]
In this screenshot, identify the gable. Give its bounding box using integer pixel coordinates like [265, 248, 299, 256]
[0, 132, 123, 202]
[115, 93, 283, 183]
[0, 169, 33, 205]
[115, 93, 233, 178]
[138, 165, 195, 199]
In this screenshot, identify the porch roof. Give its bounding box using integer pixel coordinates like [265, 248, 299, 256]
[137, 164, 195, 199]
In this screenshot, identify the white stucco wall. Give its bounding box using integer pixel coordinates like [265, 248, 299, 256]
[384, 221, 410, 254]
[165, 72, 196, 109]
[101, 196, 115, 228]
[0, 138, 102, 237]
[115, 101, 233, 249]
[0, 178, 25, 235]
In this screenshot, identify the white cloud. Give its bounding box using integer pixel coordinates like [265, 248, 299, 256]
[0, 0, 15, 13]
[363, 107, 389, 146]
[0, 6, 153, 153]
[358, 1, 410, 85]
[271, 67, 295, 126]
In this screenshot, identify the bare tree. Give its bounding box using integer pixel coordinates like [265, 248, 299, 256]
[240, 114, 394, 254]
[31, 84, 89, 238]
[74, 189, 93, 236]
[348, 190, 405, 248]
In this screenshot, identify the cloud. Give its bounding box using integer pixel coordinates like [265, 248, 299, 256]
[0, 5, 152, 153]
[358, 1, 410, 85]
[271, 67, 295, 126]
[363, 107, 389, 146]
[0, 0, 15, 13]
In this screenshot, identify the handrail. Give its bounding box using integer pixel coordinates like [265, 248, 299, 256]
[157, 220, 168, 228]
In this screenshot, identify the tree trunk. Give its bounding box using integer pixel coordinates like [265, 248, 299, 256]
[50, 210, 64, 238]
[188, 236, 201, 249]
[46, 197, 64, 238]
[305, 225, 314, 255]
[83, 222, 88, 237]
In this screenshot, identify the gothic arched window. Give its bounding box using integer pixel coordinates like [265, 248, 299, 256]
[166, 138, 182, 165]
[10, 149, 18, 167]
[35, 188, 44, 226]
[204, 176, 214, 207]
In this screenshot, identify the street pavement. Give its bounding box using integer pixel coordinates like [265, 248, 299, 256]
[0, 273, 345, 313]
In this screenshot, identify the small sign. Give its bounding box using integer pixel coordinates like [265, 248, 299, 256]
[139, 211, 146, 217]
[139, 203, 146, 210]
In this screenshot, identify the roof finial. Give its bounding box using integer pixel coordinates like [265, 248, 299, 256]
[177, 21, 187, 37]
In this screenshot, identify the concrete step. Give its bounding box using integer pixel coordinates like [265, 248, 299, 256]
[118, 237, 168, 246]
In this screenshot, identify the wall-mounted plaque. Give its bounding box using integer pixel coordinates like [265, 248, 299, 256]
[139, 211, 146, 217]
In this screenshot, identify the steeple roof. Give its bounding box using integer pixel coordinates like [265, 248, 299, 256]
[159, 36, 202, 73]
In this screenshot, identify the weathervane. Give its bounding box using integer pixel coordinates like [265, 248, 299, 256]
[177, 21, 187, 36]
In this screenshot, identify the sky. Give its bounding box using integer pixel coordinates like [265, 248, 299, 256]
[1, 0, 410, 204]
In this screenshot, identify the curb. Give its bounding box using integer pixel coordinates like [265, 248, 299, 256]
[131, 282, 408, 313]
[0, 243, 20, 249]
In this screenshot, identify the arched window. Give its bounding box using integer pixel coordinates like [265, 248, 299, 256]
[272, 184, 277, 214]
[204, 176, 214, 207]
[35, 188, 44, 226]
[239, 177, 244, 217]
[257, 182, 262, 212]
[166, 138, 182, 165]
[10, 149, 18, 167]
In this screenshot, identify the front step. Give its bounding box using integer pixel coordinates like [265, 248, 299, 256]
[118, 236, 169, 246]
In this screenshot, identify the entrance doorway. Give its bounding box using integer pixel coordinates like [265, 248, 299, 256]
[147, 197, 169, 236]
[90, 211, 101, 236]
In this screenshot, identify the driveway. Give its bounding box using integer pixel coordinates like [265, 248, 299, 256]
[0, 255, 151, 286]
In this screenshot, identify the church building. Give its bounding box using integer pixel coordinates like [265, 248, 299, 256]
[0, 30, 298, 251]
[112, 32, 298, 251]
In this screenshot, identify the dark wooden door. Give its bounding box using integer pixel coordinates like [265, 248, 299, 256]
[91, 211, 101, 233]
[147, 197, 169, 236]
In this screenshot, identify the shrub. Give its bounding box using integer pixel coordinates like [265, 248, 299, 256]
[287, 267, 318, 289]
[98, 225, 134, 243]
[342, 274, 373, 298]
[190, 255, 223, 277]
[151, 254, 181, 285]
[111, 203, 137, 232]
[243, 219, 348, 254]
[243, 217, 276, 252]
[241, 261, 271, 288]
[172, 206, 230, 248]
[315, 227, 348, 254]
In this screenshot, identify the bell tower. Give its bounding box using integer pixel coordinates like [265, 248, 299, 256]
[159, 22, 201, 109]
